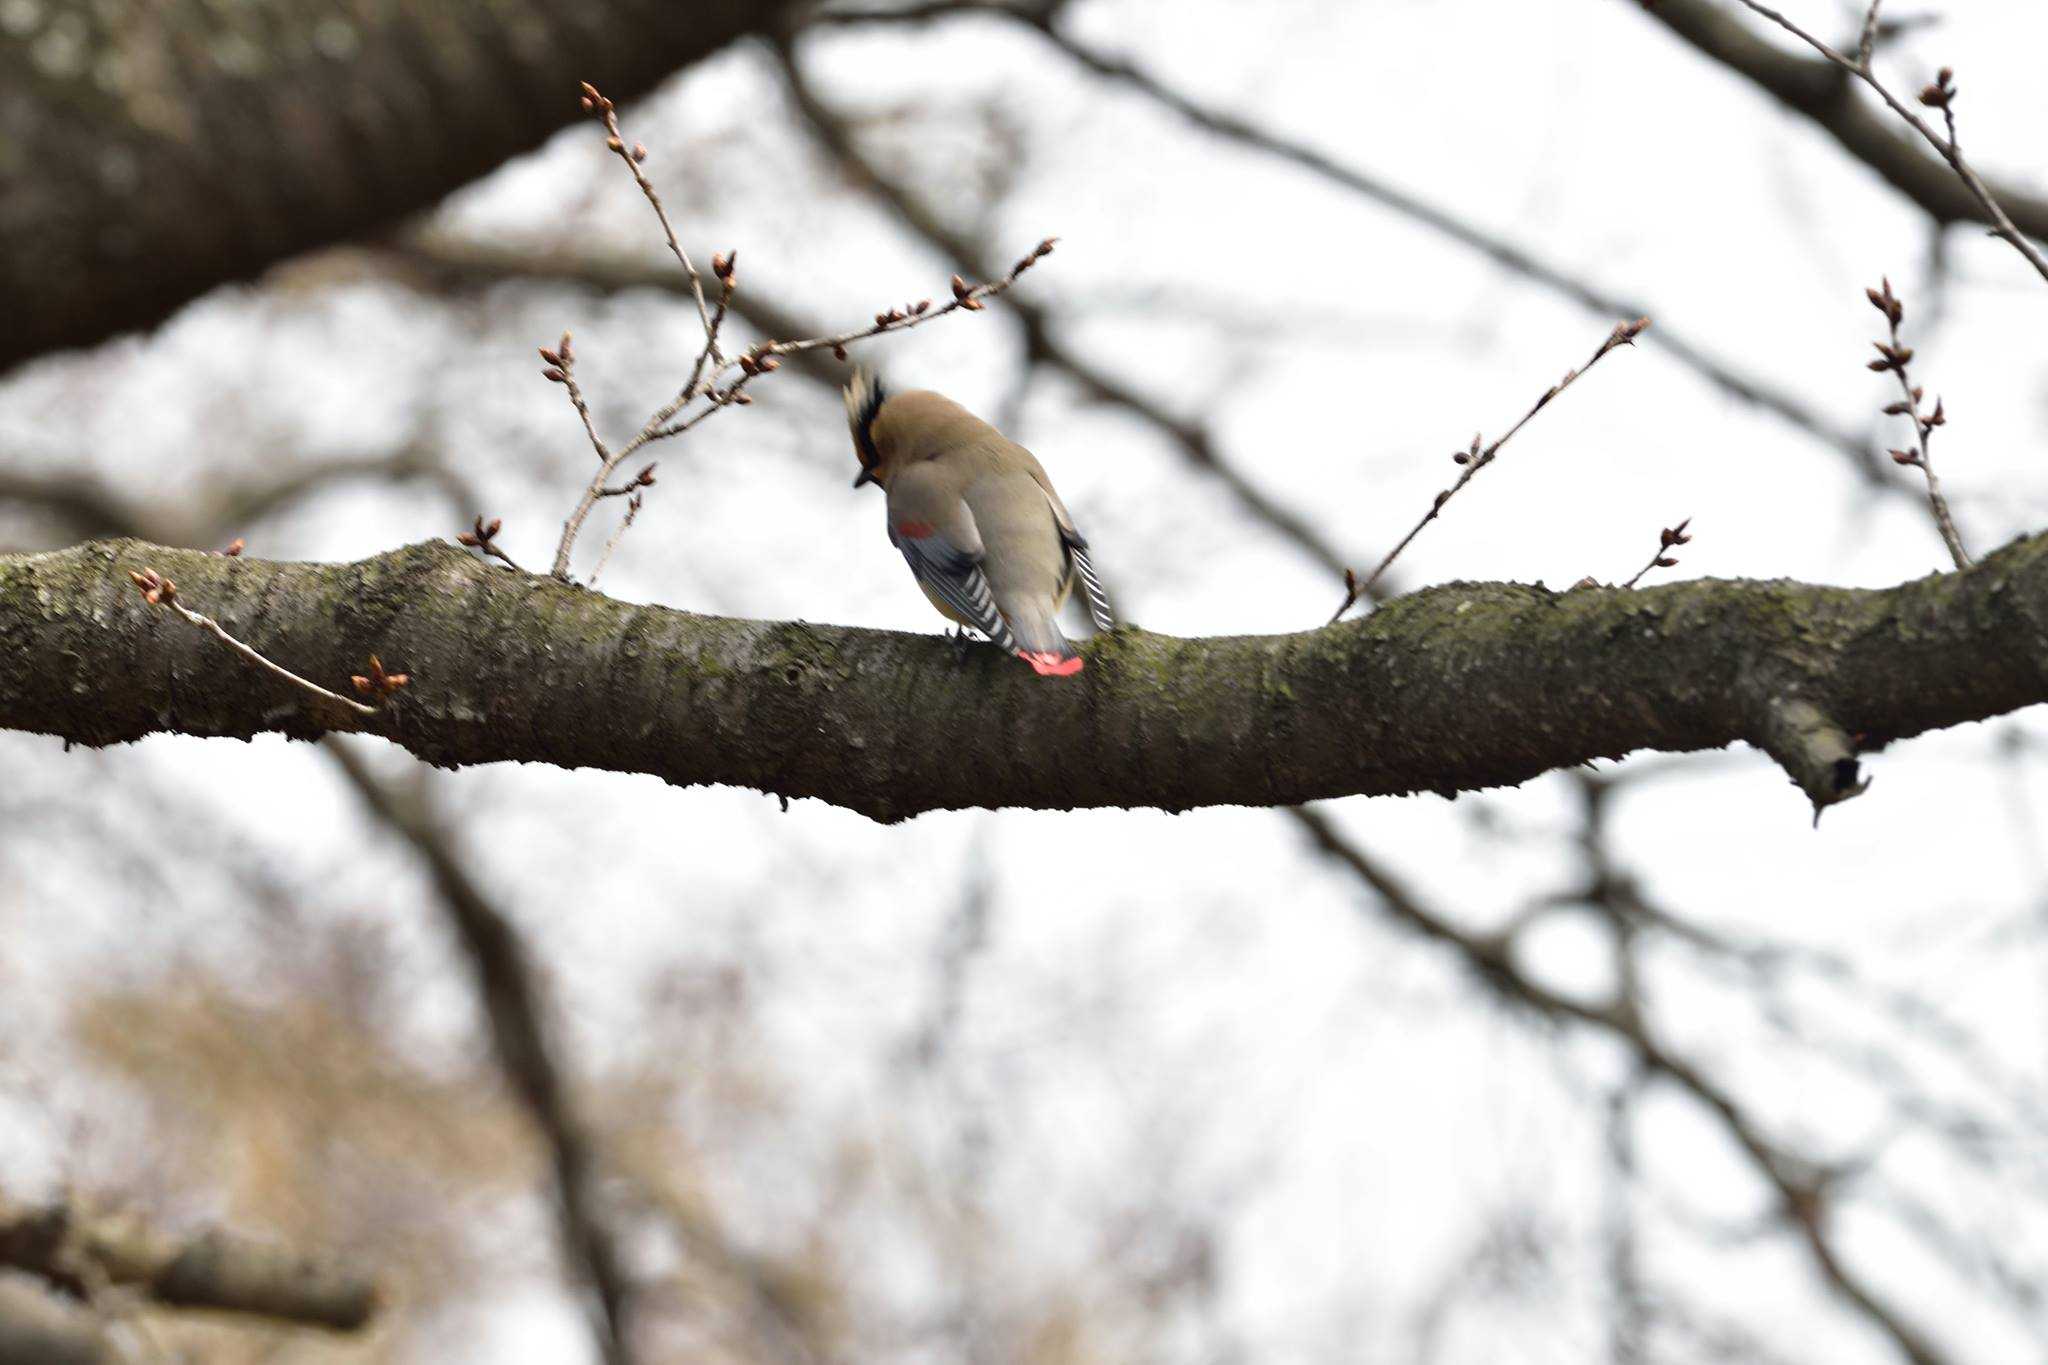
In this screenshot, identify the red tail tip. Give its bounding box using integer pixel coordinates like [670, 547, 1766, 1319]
[1018, 650, 1083, 677]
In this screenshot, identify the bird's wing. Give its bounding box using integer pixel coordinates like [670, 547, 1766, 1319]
[887, 467, 1018, 652]
[1010, 447, 1114, 633]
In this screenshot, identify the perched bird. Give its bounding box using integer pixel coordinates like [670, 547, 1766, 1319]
[845, 369, 1114, 675]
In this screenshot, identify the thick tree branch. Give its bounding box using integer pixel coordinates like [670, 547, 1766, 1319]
[0, 0, 798, 370]
[0, 1197, 377, 1332]
[5, 536, 2046, 822]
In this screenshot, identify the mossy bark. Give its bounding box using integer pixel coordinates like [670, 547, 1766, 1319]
[4, 535, 2046, 821]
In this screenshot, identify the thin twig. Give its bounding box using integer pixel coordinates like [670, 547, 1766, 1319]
[545, 80, 1056, 581]
[127, 568, 379, 716]
[1621, 518, 1694, 590]
[588, 492, 642, 590]
[458, 515, 526, 572]
[1854, 0, 1885, 71]
[581, 81, 719, 344]
[1327, 317, 1649, 623]
[1866, 277, 1970, 569]
[810, 4, 1902, 499]
[1731, 0, 2048, 285]
[772, 35, 1363, 599]
[1290, 805, 1953, 1365]
[321, 739, 640, 1365]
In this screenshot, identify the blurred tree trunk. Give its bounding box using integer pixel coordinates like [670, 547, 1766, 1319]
[0, 0, 797, 371]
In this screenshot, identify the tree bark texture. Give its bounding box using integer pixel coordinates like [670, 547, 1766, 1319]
[0, 0, 797, 369]
[4, 536, 2045, 822]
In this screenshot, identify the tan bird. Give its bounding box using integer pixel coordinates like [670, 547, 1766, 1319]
[845, 369, 1114, 675]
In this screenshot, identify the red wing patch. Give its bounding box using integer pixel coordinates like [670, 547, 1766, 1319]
[895, 519, 936, 539]
[1018, 650, 1084, 677]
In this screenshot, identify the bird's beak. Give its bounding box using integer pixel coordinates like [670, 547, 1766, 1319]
[852, 468, 876, 489]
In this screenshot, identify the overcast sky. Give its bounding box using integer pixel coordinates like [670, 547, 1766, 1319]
[4, 1, 2048, 1360]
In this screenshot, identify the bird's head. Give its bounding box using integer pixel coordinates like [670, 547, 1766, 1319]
[844, 366, 888, 489]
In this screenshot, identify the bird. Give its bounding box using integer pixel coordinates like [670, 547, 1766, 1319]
[844, 368, 1114, 675]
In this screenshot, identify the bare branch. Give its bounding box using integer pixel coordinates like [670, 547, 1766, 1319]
[321, 739, 641, 1365]
[1642, 0, 2048, 284]
[588, 492, 644, 590]
[579, 81, 720, 343]
[546, 80, 1056, 581]
[1621, 518, 1694, 590]
[1291, 806, 1953, 1365]
[124, 567, 379, 718]
[1865, 277, 1970, 569]
[0, 1195, 378, 1331]
[1328, 318, 1649, 623]
[771, 36, 1362, 592]
[811, 4, 1901, 498]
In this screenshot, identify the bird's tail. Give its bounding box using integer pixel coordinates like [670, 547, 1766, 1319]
[1005, 603, 1083, 677]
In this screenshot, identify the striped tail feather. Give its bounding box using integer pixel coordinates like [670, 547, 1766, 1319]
[1069, 541, 1115, 632]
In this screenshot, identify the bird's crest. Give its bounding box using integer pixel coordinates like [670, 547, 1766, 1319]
[844, 366, 888, 487]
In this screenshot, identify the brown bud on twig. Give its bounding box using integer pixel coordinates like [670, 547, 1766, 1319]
[543, 367, 567, 383]
[1926, 398, 1945, 427]
[911, 299, 931, 315]
[558, 331, 573, 362]
[832, 344, 849, 361]
[606, 135, 624, 153]
[950, 274, 973, 302]
[1864, 278, 1904, 325]
[712, 251, 735, 282]
[128, 568, 178, 606]
[1918, 67, 1956, 108]
[1655, 556, 1679, 568]
[739, 354, 760, 375]
[1881, 400, 1911, 415]
[634, 463, 657, 487]
[757, 353, 781, 372]
[631, 142, 647, 163]
[539, 347, 563, 367]
[731, 391, 753, 405]
[1890, 448, 1921, 466]
[352, 654, 410, 699]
